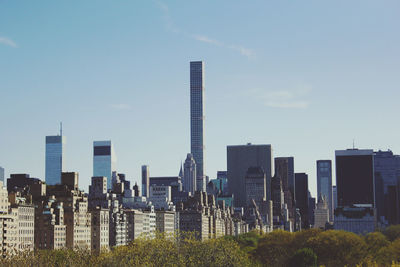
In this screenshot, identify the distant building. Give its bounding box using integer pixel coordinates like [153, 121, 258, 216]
[141, 165, 150, 197]
[314, 195, 329, 229]
[190, 61, 206, 192]
[275, 157, 295, 221]
[155, 210, 175, 236]
[271, 174, 284, 225]
[334, 205, 376, 234]
[93, 141, 116, 190]
[126, 209, 145, 241]
[295, 173, 309, 229]
[91, 207, 109, 253]
[227, 144, 273, 207]
[374, 150, 400, 226]
[308, 192, 316, 227]
[45, 134, 66, 185]
[335, 149, 375, 207]
[183, 153, 196, 194]
[317, 160, 333, 222]
[0, 166, 4, 184]
[245, 167, 266, 209]
[333, 185, 338, 211]
[149, 185, 174, 210]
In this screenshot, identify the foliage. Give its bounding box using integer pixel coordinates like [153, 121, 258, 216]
[288, 248, 317, 267]
[306, 230, 367, 267]
[383, 225, 400, 242]
[2, 227, 400, 266]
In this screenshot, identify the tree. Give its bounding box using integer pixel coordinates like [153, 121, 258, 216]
[383, 225, 400, 242]
[306, 230, 367, 267]
[254, 230, 295, 267]
[289, 248, 317, 267]
[364, 231, 390, 261]
[375, 238, 400, 266]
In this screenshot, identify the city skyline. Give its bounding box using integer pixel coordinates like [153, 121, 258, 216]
[1, 1, 400, 197]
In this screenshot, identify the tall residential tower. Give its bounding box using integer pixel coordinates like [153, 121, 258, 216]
[190, 61, 205, 191]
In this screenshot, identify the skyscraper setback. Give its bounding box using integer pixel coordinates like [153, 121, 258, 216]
[45, 128, 66, 185]
[190, 61, 205, 192]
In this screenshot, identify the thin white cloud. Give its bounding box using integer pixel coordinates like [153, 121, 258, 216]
[155, 2, 254, 58]
[155, 1, 180, 33]
[110, 104, 132, 110]
[192, 35, 223, 46]
[0, 37, 17, 48]
[248, 86, 312, 109]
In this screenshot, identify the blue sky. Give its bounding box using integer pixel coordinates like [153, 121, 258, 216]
[1, 1, 399, 197]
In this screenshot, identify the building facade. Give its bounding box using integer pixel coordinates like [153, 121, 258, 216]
[295, 173, 309, 229]
[93, 141, 116, 190]
[45, 135, 66, 185]
[141, 165, 150, 197]
[190, 61, 206, 191]
[183, 153, 196, 194]
[227, 144, 273, 207]
[317, 160, 333, 222]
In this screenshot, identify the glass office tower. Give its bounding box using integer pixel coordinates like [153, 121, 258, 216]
[190, 61, 205, 191]
[93, 140, 116, 190]
[317, 160, 333, 222]
[45, 135, 66, 185]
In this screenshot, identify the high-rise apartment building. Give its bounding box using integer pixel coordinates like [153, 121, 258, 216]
[183, 153, 196, 194]
[227, 144, 273, 207]
[245, 167, 266, 209]
[335, 149, 375, 207]
[316, 160, 333, 222]
[274, 157, 295, 220]
[45, 134, 66, 185]
[142, 165, 150, 197]
[93, 141, 116, 190]
[190, 61, 205, 191]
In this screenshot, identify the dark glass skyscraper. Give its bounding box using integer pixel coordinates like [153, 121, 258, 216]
[93, 140, 116, 190]
[335, 149, 375, 207]
[190, 61, 205, 191]
[295, 173, 309, 228]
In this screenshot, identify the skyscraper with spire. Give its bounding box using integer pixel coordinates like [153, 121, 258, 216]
[190, 61, 205, 191]
[45, 123, 66, 185]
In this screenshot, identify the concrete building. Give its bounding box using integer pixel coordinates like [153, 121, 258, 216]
[149, 185, 174, 210]
[11, 202, 35, 251]
[155, 210, 175, 236]
[141, 165, 150, 197]
[227, 144, 273, 207]
[34, 197, 66, 250]
[93, 140, 116, 190]
[334, 205, 376, 234]
[91, 207, 109, 253]
[314, 195, 329, 229]
[317, 160, 333, 222]
[0, 166, 4, 185]
[143, 207, 156, 239]
[47, 172, 91, 250]
[183, 153, 196, 194]
[271, 174, 284, 226]
[244, 167, 266, 209]
[125, 209, 145, 241]
[190, 61, 206, 192]
[45, 132, 66, 185]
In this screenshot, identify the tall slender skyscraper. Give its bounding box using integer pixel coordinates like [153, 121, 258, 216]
[190, 61, 205, 191]
[142, 165, 150, 197]
[93, 140, 116, 190]
[45, 127, 66, 185]
[316, 160, 333, 222]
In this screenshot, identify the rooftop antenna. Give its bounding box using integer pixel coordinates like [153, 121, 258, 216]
[352, 138, 355, 149]
[60, 122, 63, 136]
